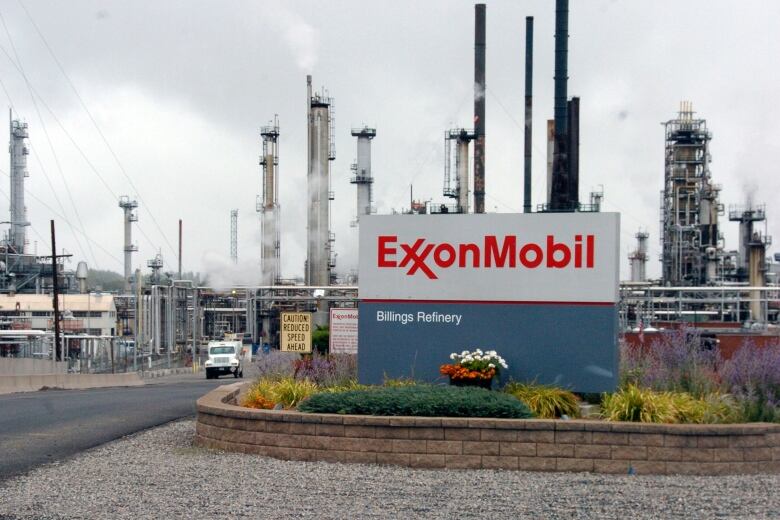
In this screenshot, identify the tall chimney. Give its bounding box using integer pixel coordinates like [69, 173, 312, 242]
[523, 16, 534, 213]
[550, 0, 571, 211]
[473, 4, 486, 214]
[567, 96, 579, 206]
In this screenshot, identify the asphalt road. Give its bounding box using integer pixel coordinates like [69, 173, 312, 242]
[0, 373, 232, 481]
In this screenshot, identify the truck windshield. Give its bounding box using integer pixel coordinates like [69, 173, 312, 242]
[210, 347, 235, 355]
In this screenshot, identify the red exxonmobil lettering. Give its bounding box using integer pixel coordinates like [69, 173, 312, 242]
[377, 235, 595, 280]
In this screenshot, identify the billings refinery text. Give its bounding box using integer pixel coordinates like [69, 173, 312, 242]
[376, 234, 596, 280]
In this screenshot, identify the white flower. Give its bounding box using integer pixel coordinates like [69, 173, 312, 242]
[488, 363, 495, 368]
[461, 350, 469, 356]
[475, 349, 483, 355]
[449, 353, 457, 360]
[501, 361, 508, 369]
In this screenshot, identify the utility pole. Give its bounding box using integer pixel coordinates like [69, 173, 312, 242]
[50, 220, 62, 362]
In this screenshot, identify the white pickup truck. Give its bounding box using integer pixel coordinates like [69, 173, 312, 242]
[204, 340, 246, 379]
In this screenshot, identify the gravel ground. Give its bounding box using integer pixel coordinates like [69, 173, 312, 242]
[1, 420, 778, 520]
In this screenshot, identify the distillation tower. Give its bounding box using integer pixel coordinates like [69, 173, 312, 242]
[9, 111, 30, 253]
[350, 126, 376, 225]
[660, 102, 724, 286]
[259, 117, 280, 284]
[728, 204, 771, 321]
[443, 129, 474, 213]
[629, 231, 649, 282]
[729, 204, 770, 279]
[230, 209, 238, 264]
[119, 196, 138, 293]
[305, 75, 336, 287]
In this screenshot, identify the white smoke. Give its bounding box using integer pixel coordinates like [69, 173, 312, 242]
[201, 250, 260, 290]
[742, 180, 758, 209]
[474, 82, 485, 102]
[271, 6, 319, 71]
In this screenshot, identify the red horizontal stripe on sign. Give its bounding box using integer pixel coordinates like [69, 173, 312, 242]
[361, 299, 614, 307]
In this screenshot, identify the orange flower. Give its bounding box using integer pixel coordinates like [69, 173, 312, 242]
[440, 364, 495, 381]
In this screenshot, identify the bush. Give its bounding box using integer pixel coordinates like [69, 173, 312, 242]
[620, 328, 722, 397]
[298, 385, 533, 418]
[721, 340, 780, 422]
[254, 350, 300, 381]
[241, 377, 318, 409]
[292, 353, 357, 387]
[253, 350, 357, 387]
[312, 326, 329, 355]
[503, 382, 580, 419]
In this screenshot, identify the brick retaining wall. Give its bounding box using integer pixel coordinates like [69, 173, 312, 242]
[194, 384, 780, 475]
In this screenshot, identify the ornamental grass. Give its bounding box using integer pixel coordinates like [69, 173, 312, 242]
[241, 377, 318, 409]
[601, 384, 742, 424]
[503, 382, 581, 419]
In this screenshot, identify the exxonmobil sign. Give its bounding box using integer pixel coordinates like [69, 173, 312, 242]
[359, 213, 620, 304]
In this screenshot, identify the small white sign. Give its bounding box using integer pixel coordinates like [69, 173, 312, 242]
[329, 308, 358, 354]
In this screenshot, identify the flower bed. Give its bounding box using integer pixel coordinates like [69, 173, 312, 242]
[195, 383, 780, 475]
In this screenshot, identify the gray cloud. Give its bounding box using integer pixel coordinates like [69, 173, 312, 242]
[0, 0, 777, 281]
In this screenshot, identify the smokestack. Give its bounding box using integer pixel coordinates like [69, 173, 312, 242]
[473, 3, 486, 214]
[523, 16, 534, 213]
[550, 0, 571, 211]
[567, 96, 579, 206]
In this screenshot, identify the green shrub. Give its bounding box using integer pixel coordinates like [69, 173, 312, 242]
[503, 382, 580, 419]
[312, 326, 329, 355]
[241, 377, 318, 409]
[298, 385, 533, 418]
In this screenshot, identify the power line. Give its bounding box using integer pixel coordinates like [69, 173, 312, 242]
[0, 7, 97, 267]
[0, 166, 124, 267]
[390, 88, 473, 209]
[0, 43, 119, 201]
[17, 0, 178, 264]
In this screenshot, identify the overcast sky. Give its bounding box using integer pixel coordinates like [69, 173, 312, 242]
[0, 0, 778, 284]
